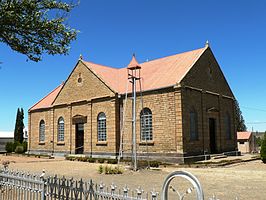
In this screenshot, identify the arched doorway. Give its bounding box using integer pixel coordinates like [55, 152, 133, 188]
[72, 115, 87, 154]
[75, 123, 84, 154]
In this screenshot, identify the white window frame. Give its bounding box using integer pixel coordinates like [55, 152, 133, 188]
[57, 117, 65, 142]
[39, 120, 45, 142]
[140, 108, 153, 141]
[97, 112, 106, 141]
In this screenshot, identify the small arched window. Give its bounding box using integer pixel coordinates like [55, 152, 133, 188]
[190, 108, 198, 141]
[140, 108, 153, 141]
[39, 120, 45, 142]
[225, 113, 231, 140]
[57, 117, 64, 142]
[97, 112, 106, 141]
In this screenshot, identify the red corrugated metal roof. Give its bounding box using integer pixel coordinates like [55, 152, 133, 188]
[83, 46, 206, 94]
[29, 83, 64, 111]
[29, 46, 207, 111]
[237, 132, 252, 140]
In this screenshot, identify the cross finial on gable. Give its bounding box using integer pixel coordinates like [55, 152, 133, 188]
[79, 54, 83, 60]
[205, 40, 210, 48]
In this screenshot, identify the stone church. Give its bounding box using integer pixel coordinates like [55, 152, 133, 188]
[28, 43, 237, 162]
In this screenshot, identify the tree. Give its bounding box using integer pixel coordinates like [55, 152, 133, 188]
[14, 108, 24, 143]
[0, 0, 78, 62]
[235, 100, 247, 131]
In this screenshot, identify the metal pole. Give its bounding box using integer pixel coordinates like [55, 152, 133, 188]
[132, 76, 137, 171]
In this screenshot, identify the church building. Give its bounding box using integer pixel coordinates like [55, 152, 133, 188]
[28, 43, 237, 163]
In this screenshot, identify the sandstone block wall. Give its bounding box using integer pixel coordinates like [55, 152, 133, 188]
[121, 88, 182, 157]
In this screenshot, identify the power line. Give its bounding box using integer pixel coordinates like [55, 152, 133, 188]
[246, 122, 266, 124]
[241, 106, 266, 112]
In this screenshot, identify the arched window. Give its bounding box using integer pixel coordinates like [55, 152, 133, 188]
[190, 109, 198, 141]
[39, 120, 45, 142]
[57, 117, 64, 142]
[225, 113, 231, 140]
[97, 112, 106, 141]
[140, 108, 153, 141]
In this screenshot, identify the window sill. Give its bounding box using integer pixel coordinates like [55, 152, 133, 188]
[38, 142, 45, 145]
[96, 141, 108, 146]
[57, 142, 65, 145]
[139, 141, 154, 146]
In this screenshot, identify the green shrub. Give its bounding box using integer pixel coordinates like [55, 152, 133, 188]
[260, 134, 266, 163]
[79, 157, 87, 162]
[150, 161, 161, 168]
[76, 157, 86, 162]
[88, 157, 96, 163]
[13, 141, 20, 152]
[15, 145, 24, 154]
[113, 166, 123, 174]
[102, 165, 123, 174]
[22, 141, 28, 152]
[5, 142, 14, 153]
[98, 165, 103, 174]
[104, 165, 110, 174]
[65, 156, 76, 161]
[98, 158, 105, 163]
[107, 159, 118, 164]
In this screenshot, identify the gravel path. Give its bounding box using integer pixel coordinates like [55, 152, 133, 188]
[1, 155, 266, 199]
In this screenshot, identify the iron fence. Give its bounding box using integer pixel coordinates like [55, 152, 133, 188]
[0, 168, 220, 200]
[0, 169, 44, 200]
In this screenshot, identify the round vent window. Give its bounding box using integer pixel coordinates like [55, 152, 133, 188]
[78, 77, 82, 83]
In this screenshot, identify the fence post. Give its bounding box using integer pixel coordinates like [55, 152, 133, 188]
[161, 171, 204, 200]
[40, 169, 46, 200]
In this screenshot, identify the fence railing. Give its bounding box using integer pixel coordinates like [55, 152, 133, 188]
[0, 168, 218, 200]
[0, 169, 45, 200]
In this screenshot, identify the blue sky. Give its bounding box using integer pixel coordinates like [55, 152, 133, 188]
[0, 0, 266, 132]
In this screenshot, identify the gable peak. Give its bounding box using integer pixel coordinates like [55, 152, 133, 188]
[205, 40, 210, 48]
[79, 54, 83, 60]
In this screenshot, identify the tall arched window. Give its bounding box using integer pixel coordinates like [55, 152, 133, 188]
[39, 120, 45, 142]
[97, 112, 106, 141]
[190, 108, 198, 141]
[225, 113, 231, 140]
[140, 108, 153, 141]
[57, 117, 64, 142]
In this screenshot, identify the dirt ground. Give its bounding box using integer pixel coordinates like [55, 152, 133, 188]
[1, 154, 266, 199]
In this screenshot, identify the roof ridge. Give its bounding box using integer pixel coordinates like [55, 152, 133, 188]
[83, 60, 119, 70]
[139, 47, 206, 65]
[29, 83, 64, 111]
[176, 47, 208, 83]
[83, 47, 206, 70]
[81, 61, 117, 93]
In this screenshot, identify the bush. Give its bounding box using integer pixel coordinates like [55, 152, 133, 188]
[5, 142, 14, 153]
[98, 165, 103, 174]
[260, 134, 266, 163]
[102, 165, 123, 174]
[97, 158, 105, 163]
[22, 141, 28, 152]
[15, 145, 24, 154]
[150, 161, 161, 168]
[13, 141, 21, 152]
[107, 159, 118, 164]
[88, 157, 96, 163]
